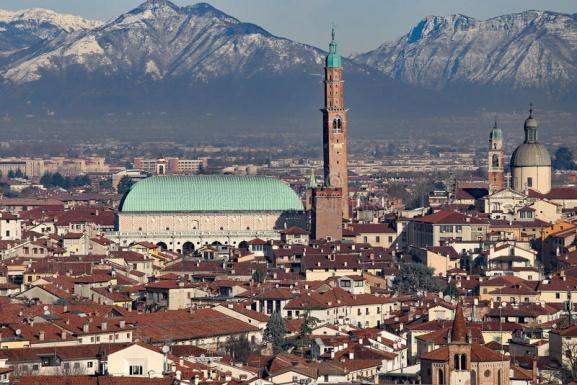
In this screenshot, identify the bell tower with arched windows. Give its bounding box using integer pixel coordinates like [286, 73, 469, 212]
[322, 28, 349, 219]
[488, 119, 504, 193]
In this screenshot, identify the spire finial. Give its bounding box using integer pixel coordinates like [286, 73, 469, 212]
[331, 24, 336, 42]
[494, 114, 498, 129]
[529, 102, 533, 117]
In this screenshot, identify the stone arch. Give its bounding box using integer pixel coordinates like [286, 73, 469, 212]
[156, 242, 168, 251]
[438, 368, 445, 385]
[182, 242, 195, 256]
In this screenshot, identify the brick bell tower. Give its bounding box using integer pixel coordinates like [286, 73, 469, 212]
[488, 118, 504, 193]
[322, 28, 349, 219]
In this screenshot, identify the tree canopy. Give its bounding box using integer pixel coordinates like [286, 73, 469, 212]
[117, 176, 135, 195]
[392, 263, 441, 295]
[553, 147, 576, 170]
[264, 311, 286, 354]
[443, 280, 460, 299]
[40, 172, 91, 189]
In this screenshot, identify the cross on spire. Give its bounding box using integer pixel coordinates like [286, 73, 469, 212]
[494, 114, 498, 129]
[529, 102, 534, 117]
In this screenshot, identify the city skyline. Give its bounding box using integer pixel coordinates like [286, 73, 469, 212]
[0, 0, 575, 54]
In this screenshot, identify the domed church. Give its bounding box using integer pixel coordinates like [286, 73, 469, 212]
[510, 107, 552, 194]
[114, 175, 306, 253]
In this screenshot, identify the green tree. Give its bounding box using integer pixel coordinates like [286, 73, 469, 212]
[117, 176, 135, 195]
[99, 178, 113, 190]
[553, 147, 576, 170]
[223, 333, 254, 363]
[252, 269, 266, 283]
[51, 173, 67, 188]
[40, 173, 53, 187]
[293, 311, 319, 356]
[14, 169, 24, 178]
[7, 170, 15, 179]
[443, 280, 460, 299]
[264, 311, 286, 354]
[392, 263, 441, 295]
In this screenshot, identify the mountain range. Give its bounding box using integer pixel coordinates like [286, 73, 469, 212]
[0, 0, 576, 140]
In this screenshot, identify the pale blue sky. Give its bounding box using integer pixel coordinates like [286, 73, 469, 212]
[2, 0, 576, 54]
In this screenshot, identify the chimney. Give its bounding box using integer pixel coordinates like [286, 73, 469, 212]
[61, 330, 67, 340]
[119, 320, 125, 329]
[83, 323, 90, 333]
[348, 352, 354, 360]
[39, 330, 45, 341]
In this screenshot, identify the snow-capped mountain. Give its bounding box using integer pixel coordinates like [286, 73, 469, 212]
[354, 11, 577, 90]
[0, 7, 101, 69]
[0, 8, 100, 50]
[0, 0, 438, 126]
[3, 0, 327, 83]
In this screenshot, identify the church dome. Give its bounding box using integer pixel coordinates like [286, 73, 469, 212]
[511, 106, 551, 168]
[510, 143, 551, 167]
[119, 175, 304, 212]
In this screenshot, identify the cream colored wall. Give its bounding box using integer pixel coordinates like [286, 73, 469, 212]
[482, 330, 513, 345]
[512, 166, 551, 194]
[428, 306, 454, 321]
[270, 370, 312, 384]
[349, 304, 384, 328]
[107, 345, 166, 378]
[426, 251, 459, 277]
[119, 212, 280, 233]
[530, 200, 561, 223]
[168, 287, 209, 310]
[354, 233, 395, 248]
[305, 268, 359, 281]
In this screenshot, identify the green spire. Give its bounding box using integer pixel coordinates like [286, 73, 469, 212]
[306, 169, 318, 189]
[326, 27, 342, 68]
[490, 115, 502, 141]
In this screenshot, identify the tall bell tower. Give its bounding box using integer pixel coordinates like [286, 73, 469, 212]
[322, 28, 349, 219]
[488, 119, 504, 193]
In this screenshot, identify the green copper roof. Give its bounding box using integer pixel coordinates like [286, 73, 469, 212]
[306, 169, 318, 189]
[490, 120, 503, 141]
[119, 175, 304, 213]
[326, 28, 341, 68]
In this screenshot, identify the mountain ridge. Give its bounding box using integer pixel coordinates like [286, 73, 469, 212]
[354, 10, 577, 91]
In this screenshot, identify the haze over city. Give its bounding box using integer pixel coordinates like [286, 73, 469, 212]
[0, 1, 576, 385]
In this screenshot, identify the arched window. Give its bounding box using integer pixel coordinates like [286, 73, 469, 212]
[454, 354, 460, 370]
[471, 371, 477, 385]
[438, 369, 445, 385]
[492, 154, 499, 168]
[461, 354, 467, 370]
[497, 369, 502, 385]
[333, 117, 342, 134]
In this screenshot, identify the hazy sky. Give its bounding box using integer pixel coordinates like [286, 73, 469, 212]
[2, 0, 576, 54]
